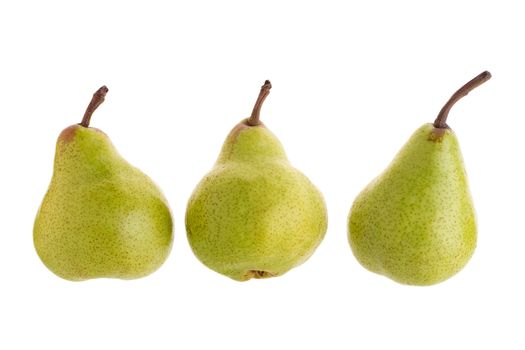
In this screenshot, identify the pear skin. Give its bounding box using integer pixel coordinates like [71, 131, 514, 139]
[185, 81, 327, 281]
[34, 87, 173, 281]
[348, 71, 491, 286]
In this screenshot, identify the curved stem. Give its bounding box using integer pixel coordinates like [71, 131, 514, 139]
[246, 80, 272, 126]
[433, 71, 491, 128]
[80, 86, 109, 127]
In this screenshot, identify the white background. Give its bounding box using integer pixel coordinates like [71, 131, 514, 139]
[1, 1, 523, 349]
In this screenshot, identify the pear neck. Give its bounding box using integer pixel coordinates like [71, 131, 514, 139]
[54, 127, 123, 178]
[217, 123, 287, 164]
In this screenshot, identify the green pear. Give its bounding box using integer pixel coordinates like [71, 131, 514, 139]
[34, 86, 173, 281]
[348, 71, 491, 286]
[185, 81, 327, 281]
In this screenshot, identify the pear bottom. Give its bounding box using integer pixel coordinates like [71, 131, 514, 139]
[34, 180, 173, 281]
[186, 162, 327, 282]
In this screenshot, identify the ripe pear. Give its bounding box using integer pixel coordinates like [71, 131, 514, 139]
[185, 81, 327, 281]
[348, 71, 491, 286]
[34, 86, 173, 281]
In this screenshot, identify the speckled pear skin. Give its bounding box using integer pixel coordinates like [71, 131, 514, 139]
[34, 125, 173, 281]
[185, 120, 328, 281]
[348, 124, 476, 286]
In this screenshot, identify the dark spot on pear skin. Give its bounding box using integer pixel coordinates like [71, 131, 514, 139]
[428, 127, 449, 143]
[58, 125, 108, 144]
[58, 125, 79, 143]
[245, 270, 275, 279]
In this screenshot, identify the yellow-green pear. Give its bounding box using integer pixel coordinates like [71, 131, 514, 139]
[185, 81, 327, 281]
[348, 71, 491, 286]
[34, 87, 173, 281]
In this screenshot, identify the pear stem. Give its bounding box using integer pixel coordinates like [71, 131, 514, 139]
[433, 71, 491, 129]
[246, 80, 272, 126]
[80, 86, 109, 127]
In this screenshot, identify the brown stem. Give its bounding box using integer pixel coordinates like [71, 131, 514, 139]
[80, 86, 109, 127]
[246, 80, 272, 126]
[433, 71, 491, 129]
